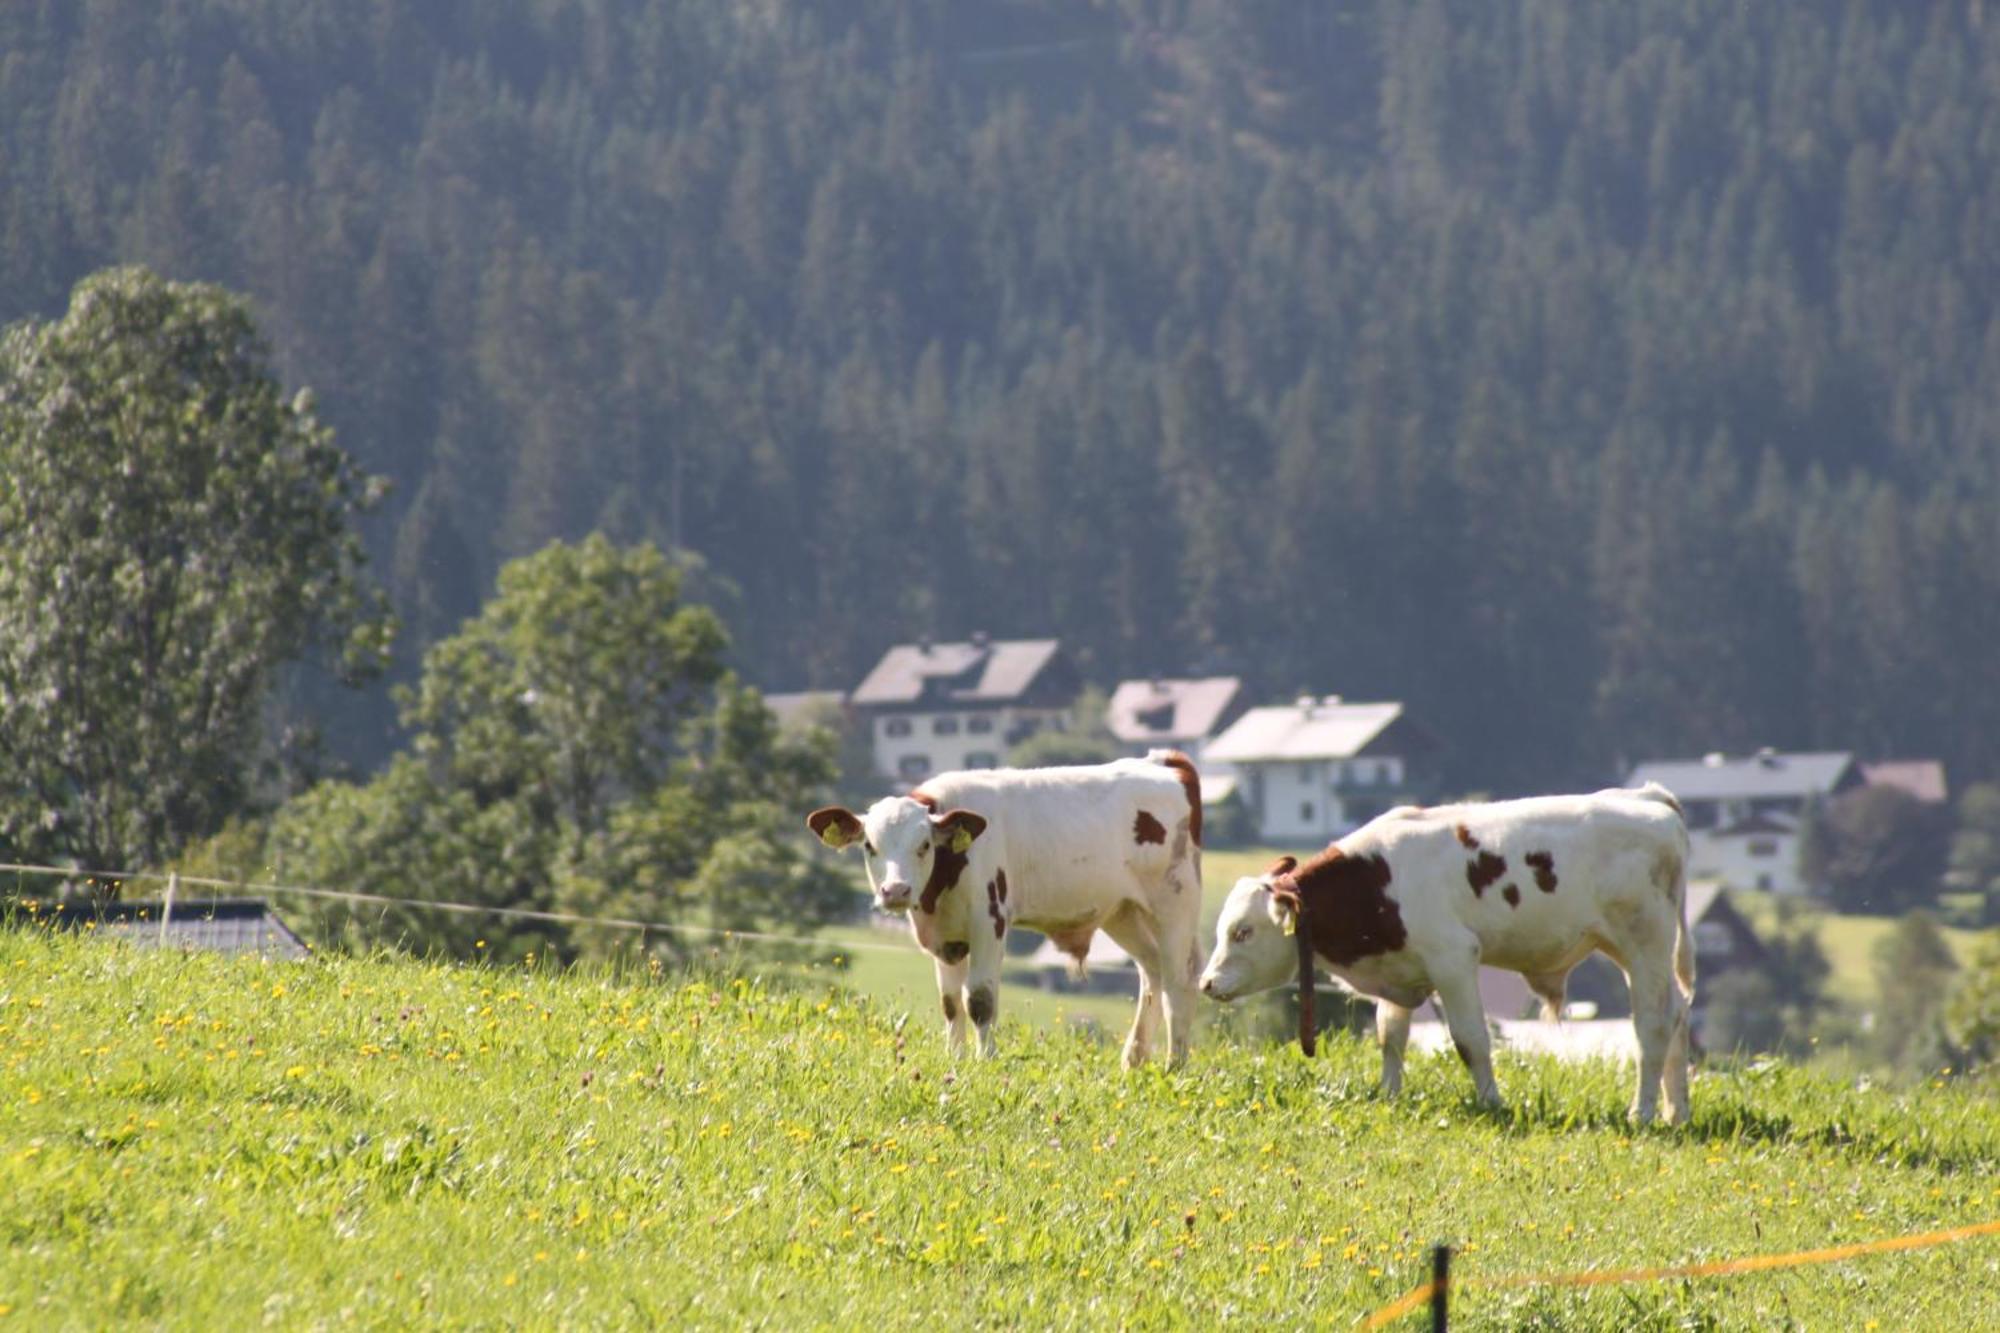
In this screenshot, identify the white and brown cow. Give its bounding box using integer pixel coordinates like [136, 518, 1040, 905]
[808, 751, 1206, 1067]
[1199, 784, 1695, 1123]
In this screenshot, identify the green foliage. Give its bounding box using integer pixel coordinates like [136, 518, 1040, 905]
[1944, 931, 2000, 1071]
[1805, 786, 1951, 913]
[1004, 685, 1123, 769]
[267, 538, 847, 962]
[1700, 901, 1832, 1058]
[7, 932, 2000, 1328]
[1868, 911, 1960, 1073]
[0, 267, 391, 874]
[4, 6, 2000, 795]
[1946, 784, 2000, 922]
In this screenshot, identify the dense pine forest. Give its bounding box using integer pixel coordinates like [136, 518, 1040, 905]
[4, 0, 1998, 792]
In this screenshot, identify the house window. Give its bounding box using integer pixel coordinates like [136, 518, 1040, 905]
[884, 718, 913, 738]
[966, 751, 998, 769]
[1755, 874, 1774, 891]
[1300, 801, 1314, 822]
[933, 717, 960, 736]
[967, 716, 994, 735]
[1747, 839, 1779, 858]
[898, 755, 931, 780]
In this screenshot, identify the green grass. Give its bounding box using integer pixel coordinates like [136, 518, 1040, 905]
[6, 931, 2000, 1328]
[1729, 890, 1988, 1008]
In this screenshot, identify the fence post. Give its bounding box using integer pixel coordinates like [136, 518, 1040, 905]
[160, 871, 178, 945]
[1431, 1243, 1450, 1331]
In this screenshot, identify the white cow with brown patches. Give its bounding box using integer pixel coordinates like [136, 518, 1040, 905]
[808, 751, 1206, 1067]
[1199, 784, 1695, 1124]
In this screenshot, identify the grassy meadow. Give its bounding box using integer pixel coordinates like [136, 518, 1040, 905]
[5, 929, 2000, 1329]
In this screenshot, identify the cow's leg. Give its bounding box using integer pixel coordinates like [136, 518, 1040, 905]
[1621, 953, 1677, 1125]
[933, 953, 970, 1055]
[1661, 992, 1693, 1126]
[1153, 904, 1201, 1070]
[1431, 964, 1501, 1108]
[964, 938, 1004, 1059]
[1375, 1001, 1413, 1095]
[1102, 907, 1165, 1069]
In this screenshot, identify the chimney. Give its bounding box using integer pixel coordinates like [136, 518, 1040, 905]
[1702, 751, 1727, 767]
[918, 634, 932, 655]
[1755, 746, 1780, 768]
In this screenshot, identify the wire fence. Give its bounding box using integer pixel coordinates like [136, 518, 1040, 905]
[1361, 1218, 2000, 1327]
[0, 860, 919, 955]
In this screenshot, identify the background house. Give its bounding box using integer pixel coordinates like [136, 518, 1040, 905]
[1625, 749, 1863, 893]
[847, 635, 1080, 785]
[1202, 696, 1440, 844]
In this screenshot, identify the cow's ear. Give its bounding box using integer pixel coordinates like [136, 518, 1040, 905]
[807, 807, 866, 850]
[930, 808, 987, 854]
[1264, 855, 1298, 879]
[1267, 881, 1301, 935]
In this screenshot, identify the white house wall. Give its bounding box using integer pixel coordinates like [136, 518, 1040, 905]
[1686, 830, 1803, 894]
[869, 708, 1065, 784]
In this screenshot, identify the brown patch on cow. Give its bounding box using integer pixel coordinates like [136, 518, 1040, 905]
[1133, 811, 1167, 845]
[1454, 824, 1480, 850]
[1272, 846, 1406, 967]
[1526, 850, 1558, 893]
[806, 806, 865, 848]
[939, 940, 970, 964]
[920, 837, 970, 915]
[942, 993, 959, 1023]
[909, 788, 938, 811]
[1155, 750, 1202, 846]
[986, 871, 1009, 938]
[1502, 883, 1521, 908]
[1465, 850, 1507, 898]
[967, 985, 995, 1027]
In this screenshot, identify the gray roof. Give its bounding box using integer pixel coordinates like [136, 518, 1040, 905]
[30, 898, 309, 960]
[1105, 677, 1242, 744]
[850, 639, 1063, 707]
[1625, 751, 1858, 802]
[1203, 697, 1405, 763]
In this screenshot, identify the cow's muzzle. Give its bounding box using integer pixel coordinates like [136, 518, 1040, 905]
[875, 882, 915, 912]
[1199, 974, 1232, 1001]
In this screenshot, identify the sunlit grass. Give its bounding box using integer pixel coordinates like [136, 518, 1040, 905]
[3, 930, 1998, 1328]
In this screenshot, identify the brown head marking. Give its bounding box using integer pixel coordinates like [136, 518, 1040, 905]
[1284, 846, 1407, 967]
[921, 841, 969, 915]
[1155, 750, 1202, 846]
[1466, 850, 1507, 897]
[1133, 811, 1167, 845]
[1454, 824, 1479, 850]
[1526, 851, 1558, 893]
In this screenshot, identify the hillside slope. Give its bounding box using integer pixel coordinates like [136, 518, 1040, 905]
[2, 932, 1997, 1327]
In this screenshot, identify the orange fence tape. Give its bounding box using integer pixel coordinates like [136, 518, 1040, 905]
[1359, 1215, 2000, 1328]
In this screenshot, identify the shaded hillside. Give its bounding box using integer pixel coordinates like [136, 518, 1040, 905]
[3, 1, 1997, 788]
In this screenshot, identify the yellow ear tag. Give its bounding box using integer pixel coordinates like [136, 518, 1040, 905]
[1282, 913, 1297, 938]
[949, 827, 974, 854]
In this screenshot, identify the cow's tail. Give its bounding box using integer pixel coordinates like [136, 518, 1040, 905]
[1148, 748, 1207, 986]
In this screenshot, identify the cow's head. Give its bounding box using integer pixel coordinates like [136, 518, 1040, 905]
[1198, 855, 1300, 1002]
[806, 797, 988, 914]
